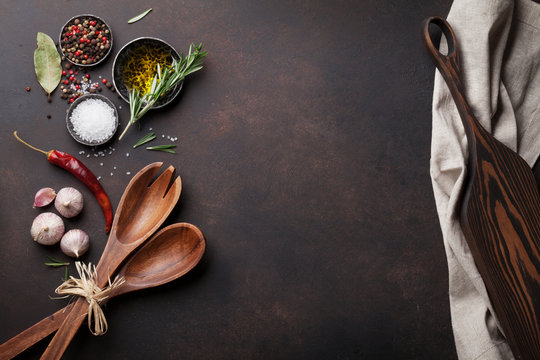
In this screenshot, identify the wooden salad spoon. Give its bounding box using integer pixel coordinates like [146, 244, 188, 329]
[0, 223, 206, 360]
[40, 162, 182, 359]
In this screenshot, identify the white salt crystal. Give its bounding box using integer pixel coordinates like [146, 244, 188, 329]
[100, 163, 103, 166]
[113, 166, 117, 170]
[126, 153, 130, 157]
[97, 176, 102, 180]
[69, 99, 116, 143]
[126, 172, 131, 175]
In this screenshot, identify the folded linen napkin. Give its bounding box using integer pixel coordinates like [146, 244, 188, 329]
[430, 0, 540, 359]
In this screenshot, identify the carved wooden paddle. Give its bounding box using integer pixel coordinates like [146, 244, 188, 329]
[422, 16, 540, 360]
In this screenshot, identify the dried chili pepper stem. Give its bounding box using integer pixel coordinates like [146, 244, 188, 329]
[13, 131, 113, 233]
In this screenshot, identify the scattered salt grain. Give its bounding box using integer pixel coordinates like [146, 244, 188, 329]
[113, 166, 117, 170]
[100, 163, 103, 166]
[69, 98, 116, 143]
[97, 176, 102, 180]
[126, 153, 130, 157]
[126, 172, 131, 175]
[110, 172, 114, 176]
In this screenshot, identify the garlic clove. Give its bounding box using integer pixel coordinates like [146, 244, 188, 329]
[55, 187, 84, 218]
[60, 229, 90, 258]
[33, 187, 56, 207]
[31, 212, 65, 245]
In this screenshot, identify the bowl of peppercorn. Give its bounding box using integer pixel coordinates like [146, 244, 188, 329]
[59, 14, 113, 67]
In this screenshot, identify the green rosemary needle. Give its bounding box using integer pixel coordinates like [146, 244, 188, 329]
[133, 132, 156, 148]
[146, 144, 177, 154]
[44, 256, 69, 268]
[118, 43, 207, 140]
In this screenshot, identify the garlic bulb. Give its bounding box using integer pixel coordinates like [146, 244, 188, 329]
[55, 187, 84, 218]
[33, 187, 56, 207]
[60, 229, 90, 258]
[31, 212, 65, 245]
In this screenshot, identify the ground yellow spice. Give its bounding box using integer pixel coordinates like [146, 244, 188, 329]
[121, 44, 173, 95]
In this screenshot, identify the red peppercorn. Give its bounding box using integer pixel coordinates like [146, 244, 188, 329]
[69, 76, 75, 82]
[75, 50, 81, 56]
[95, 31, 100, 35]
[68, 69, 74, 75]
[102, 79, 107, 84]
[80, 38, 85, 43]
[90, 20, 96, 26]
[62, 70, 67, 76]
[82, 30, 87, 35]
[70, 98, 75, 103]
[64, 80, 70, 85]
[75, 85, 80, 90]
[71, 25, 77, 31]
[85, 74, 90, 79]
[84, 54, 88, 59]
[102, 36, 107, 42]
[86, 39, 91, 44]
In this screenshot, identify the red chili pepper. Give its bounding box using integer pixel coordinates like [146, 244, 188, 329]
[13, 132, 113, 233]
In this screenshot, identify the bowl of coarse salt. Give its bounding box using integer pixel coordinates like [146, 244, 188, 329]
[66, 94, 118, 146]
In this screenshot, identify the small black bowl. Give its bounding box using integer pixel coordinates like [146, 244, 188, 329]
[112, 37, 182, 109]
[59, 14, 113, 67]
[66, 94, 118, 146]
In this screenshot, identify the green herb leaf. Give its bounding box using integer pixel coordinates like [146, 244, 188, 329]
[34, 32, 62, 99]
[146, 144, 177, 154]
[128, 8, 152, 24]
[64, 267, 69, 281]
[133, 132, 156, 148]
[44, 255, 69, 267]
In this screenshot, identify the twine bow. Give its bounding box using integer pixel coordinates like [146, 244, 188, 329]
[55, 262, 125, 336]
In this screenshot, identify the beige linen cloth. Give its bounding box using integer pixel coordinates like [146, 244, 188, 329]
[430, 0, 540, 359]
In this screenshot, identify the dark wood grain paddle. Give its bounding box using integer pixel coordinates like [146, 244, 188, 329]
[422, 16, 540, 360]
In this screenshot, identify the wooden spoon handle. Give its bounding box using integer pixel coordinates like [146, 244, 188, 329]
[0, 304, 72, 360]
[40, 297, 88, 359]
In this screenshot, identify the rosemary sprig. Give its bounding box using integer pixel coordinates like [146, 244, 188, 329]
[133, 131, 156, 148]
[118, 43, 207, 140]
[146, 144, 177, 154]
[44, 256, 69, 268]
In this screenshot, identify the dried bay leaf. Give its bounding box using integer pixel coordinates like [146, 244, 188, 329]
[34, 32, 62, 99]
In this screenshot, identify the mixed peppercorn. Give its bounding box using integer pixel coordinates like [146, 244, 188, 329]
[60, 16, 111, 66]
[59, 62, 115, 104]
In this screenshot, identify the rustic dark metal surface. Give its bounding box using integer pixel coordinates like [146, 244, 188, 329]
[0, 1, 459, 359]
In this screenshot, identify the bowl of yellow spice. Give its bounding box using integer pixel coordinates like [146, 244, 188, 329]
[112, 37, 182, 109]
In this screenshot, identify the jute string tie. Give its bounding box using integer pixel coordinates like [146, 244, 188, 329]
[55, 261, 125, 336]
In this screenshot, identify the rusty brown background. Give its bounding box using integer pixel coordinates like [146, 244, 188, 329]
[0, 0, 468, 359]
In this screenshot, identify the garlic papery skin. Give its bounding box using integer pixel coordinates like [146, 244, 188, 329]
[60, 229, 90, 258]
[33, 187, 56, 208]
[55, 187, 84, 218]
[31, 212, 65, 245]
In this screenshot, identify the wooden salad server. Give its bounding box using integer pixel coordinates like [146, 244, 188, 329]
[40, 162, 182, 359]
[422, 16, 540, 360]
[0, 223, 205, 360]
